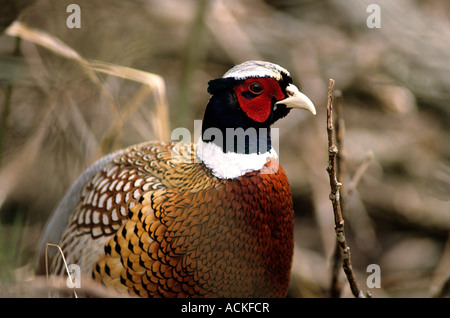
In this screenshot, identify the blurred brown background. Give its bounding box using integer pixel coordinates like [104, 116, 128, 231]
[0, 0, 448, 297]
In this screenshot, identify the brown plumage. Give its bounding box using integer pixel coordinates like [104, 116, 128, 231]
[35, 61, 315, 297]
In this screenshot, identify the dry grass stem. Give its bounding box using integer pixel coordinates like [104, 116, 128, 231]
[89, 61, 169, 153]
[45, 243, 77, 298]
[6, 21, 169, 156]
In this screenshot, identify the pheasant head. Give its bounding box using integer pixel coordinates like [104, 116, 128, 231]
[198, 60, 316, 179]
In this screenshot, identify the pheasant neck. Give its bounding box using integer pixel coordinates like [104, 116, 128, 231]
[196, 138, 278, 180]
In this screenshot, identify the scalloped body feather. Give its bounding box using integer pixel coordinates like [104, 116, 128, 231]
[37, 141, 294, 297]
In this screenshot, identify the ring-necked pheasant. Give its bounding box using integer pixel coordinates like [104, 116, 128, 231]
[35, 60, 316, 297]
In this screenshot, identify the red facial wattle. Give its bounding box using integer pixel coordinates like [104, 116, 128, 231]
[232, 77, 285, 123]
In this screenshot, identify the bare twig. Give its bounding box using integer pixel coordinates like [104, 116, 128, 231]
[326, 79, 363, 298]
[330, 90, 345, 297]
[329, 91, 374, 297]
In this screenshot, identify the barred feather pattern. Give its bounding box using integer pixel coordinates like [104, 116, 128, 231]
[47, 141, 294, 297]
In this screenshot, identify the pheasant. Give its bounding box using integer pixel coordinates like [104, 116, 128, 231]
[35, 60, 316, 297]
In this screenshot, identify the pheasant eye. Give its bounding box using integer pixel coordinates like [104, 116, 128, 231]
[248, 82, 264, 95]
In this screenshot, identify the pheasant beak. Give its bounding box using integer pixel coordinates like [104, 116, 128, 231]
[276, 84, 316, 115]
